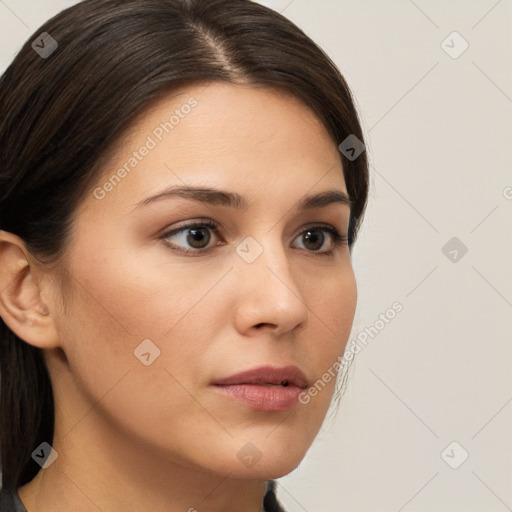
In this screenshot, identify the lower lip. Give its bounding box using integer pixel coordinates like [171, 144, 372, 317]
[212, 384, 304, 412]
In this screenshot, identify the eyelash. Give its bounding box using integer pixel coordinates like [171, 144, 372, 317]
[161, 219, 349, 257]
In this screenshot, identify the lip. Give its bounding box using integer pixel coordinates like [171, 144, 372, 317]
[213, 365, 308, 388]
[211, 365, 308, 412]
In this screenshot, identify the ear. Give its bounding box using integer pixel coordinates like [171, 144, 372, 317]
[0, 230, 60, 349]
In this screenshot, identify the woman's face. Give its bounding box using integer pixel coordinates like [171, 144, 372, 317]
[47, 82, 357, 479]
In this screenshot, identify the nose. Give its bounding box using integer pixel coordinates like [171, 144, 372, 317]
[231, 238, 309, 337]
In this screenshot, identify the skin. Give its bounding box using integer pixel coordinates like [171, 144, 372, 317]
[0, 82, 357, 512]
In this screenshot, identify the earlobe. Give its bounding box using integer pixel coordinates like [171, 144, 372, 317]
[0, 230, 60, 349]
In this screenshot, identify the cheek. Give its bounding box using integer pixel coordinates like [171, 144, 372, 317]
[59, 246, 228, 397]
[68, 244, 210, 338]
[310, 264, 357, 355]
[55, 252, 224, 455]
[300, 267, 356, 408]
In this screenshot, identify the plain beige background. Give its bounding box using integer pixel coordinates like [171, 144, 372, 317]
[1, 1, 511, 511]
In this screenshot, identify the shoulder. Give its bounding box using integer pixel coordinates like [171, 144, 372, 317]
[263, 479, 287, 512]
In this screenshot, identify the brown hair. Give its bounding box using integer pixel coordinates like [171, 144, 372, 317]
[0, 0, 368, 490]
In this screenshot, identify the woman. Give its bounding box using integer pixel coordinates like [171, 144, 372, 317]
[0, 0, 369, 510]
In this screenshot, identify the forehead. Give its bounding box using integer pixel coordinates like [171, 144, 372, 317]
[81, 82, 347, 217]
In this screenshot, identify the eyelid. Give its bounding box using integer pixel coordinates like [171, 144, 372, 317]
[162, 218, 220, 237]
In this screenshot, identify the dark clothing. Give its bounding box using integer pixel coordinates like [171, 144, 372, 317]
[263, 480, 286, 512]
[0, 479, 286, 511]
[0, 487, 27, 512]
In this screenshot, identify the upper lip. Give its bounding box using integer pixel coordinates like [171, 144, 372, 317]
[212, 365, 308, 388]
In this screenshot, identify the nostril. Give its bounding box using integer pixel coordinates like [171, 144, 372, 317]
[254, 322, 278, 329]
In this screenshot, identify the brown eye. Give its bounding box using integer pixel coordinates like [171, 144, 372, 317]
[162, 221, 348, 257]
[301, 229, 325, 251]
[162, 220, 221, 254]
[184, 227, 211, 249]
[292, 225, 348, 255]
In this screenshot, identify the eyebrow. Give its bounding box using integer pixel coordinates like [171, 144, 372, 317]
[132, 186, 353, 213]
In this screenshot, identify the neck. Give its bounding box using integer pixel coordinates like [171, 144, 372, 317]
[17, 416, 269, 512]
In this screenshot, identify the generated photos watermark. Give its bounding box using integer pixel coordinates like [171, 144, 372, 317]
[93, 97, 198, 200]
[298, 301, 403, 404]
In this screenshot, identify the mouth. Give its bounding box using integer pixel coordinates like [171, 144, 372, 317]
[211, 365, 308, 412]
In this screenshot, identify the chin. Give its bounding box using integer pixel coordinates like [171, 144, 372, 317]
[219, 455, 307, 481]
[253, 456, 306, 480]
[217, 432, 314, 480]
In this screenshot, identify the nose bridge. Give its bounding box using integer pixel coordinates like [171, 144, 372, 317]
[232, 231, 308, 334]
[237, 230, 295, 290]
